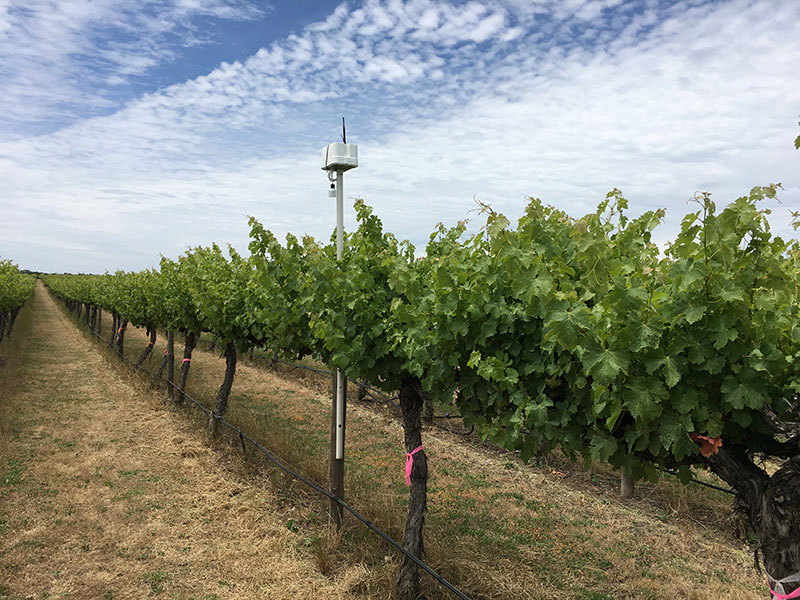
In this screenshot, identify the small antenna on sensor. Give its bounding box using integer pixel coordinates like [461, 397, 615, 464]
[342, 117, 346, 144]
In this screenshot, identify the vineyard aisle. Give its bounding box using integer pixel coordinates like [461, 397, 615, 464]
[0, 282, 369, 599]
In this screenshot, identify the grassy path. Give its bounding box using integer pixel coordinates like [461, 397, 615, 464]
[0, 283, 369, 600]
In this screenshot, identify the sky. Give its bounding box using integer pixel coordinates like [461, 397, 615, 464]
[1, 0, 798, 273]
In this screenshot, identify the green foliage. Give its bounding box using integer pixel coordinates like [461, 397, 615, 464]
[248, 219, 316, 359]
[158, 256, 203, 336]
[42, 184, 800, 481]
[422, 186, 799, 476]
[0, 259, 35, 314]
[299, 199, 427, 391]
[181, 244, 252, 351]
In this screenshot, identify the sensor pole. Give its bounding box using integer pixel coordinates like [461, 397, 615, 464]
[321, 127, 357, 530]
[335, 168, 345, 461]
[329, 167, 347, 528]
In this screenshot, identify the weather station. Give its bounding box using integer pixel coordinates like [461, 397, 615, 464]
[322, 119, 357, 527]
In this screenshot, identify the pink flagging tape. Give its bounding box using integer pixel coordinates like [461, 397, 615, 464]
[768, 569, 800, 600]
[182, 358, 191, 364]
[771, 586, 800, 599]
[405, 445, 423, 486]
[164, 349, 169, 355]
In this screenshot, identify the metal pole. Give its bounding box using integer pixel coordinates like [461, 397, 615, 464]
[336, 170, 344, 261]
[335, 168, 345, 459]
[330, 168, 347, 527]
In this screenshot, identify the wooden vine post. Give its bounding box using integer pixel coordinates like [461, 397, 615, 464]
[620, 468, 634, 499]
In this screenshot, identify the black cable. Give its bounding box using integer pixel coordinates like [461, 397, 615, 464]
[252, 354, 396, 403]
[255, 356, 464, 422]
[655, 466, 735, 496]
[251, 354, 332, 377]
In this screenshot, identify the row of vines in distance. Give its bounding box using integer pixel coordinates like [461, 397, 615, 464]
[0, 259, 35, 345]
[43, 185, 800, 599]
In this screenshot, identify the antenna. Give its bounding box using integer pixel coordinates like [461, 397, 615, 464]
[342, 117, 346, 144]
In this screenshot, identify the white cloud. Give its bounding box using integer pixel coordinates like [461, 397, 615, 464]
[1, 0, 799, 273]
[0, 0, 267, 137]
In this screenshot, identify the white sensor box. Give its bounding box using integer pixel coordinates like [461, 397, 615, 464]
[322, 142, 358, 171]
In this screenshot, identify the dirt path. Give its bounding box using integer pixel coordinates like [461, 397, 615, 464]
[0, 283, 369, 599]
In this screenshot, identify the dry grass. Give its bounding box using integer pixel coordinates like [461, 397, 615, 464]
[0, 283, 371, 599]
[96, 310, 770, 600]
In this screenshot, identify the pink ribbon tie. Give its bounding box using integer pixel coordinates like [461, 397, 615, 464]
[770, 587, 800, 600]
[182, 358, 191, 364]
[405, 445, 423, 486]
[768, 570, 800, 600]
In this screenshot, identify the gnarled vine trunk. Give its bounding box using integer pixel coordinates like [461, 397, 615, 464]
[136, 327, 157, 366]
[165, 331, 175, 399]
[155, 331, 171, 379]
[115, 318, 128, 356]
[356, 380, 368, 402]
[176, 332, 197, 402]
[707, 450, 800, 595]
[758, 458, 800, 590]
[397, 376, 428, 600]
[210, 341, 237, 435]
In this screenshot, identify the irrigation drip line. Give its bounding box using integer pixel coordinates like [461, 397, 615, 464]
[257, 355, 398, 404]
[255, 355, 475, 434]
[78, 314, 472, 600]
[250, 354, 332, 377]
[655, 466, 735, 496]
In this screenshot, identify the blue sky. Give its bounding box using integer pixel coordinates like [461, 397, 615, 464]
[1, 0, 798, 273]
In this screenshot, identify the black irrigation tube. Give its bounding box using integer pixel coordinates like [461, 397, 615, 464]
[259, 355, 397, 404]
[253, 354, 476, 435]
[655, 466, 736, 496]
[78, 314, 472, 600]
